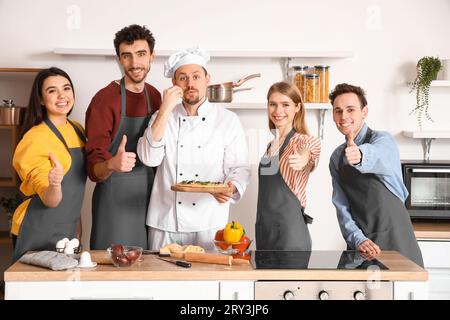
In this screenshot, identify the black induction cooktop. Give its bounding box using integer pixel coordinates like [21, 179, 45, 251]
[251, 250, 388, 270]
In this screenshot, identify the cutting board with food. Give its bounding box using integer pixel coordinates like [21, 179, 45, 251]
[171, 180, 233, 193]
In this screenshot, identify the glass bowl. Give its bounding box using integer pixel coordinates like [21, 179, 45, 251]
[214, 239, 252, 255]
[107, 245, 143, 267]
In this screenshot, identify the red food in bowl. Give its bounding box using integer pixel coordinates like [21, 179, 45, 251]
[107, 245, 142, 267]
[126, 249, 141, 263]
[214, 229, 224, 241]
[232, 235, 251, 254]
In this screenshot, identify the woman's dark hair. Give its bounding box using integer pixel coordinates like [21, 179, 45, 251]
[114, 24, 155, 56]
[329, 83, 368, 108]
[20, 67, 74, 138]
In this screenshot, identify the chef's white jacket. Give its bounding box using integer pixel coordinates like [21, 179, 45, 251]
[137, 100, 251, 232]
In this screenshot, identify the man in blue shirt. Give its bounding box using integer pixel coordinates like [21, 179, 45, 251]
[329, 83, 423, 267]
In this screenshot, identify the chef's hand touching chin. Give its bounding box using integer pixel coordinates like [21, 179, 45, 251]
[160, 85, 183, 114]
[210, 181, 237, 204]
[357, 239, 381, 259]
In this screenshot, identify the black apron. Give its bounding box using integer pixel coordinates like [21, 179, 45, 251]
[12, 118, 86, 263]
[90, 78, 154, 250]
[338, 127, 424, 267]
[255, 129, 312, 251]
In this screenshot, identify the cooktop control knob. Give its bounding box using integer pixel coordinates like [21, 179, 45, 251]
[283, 290, 295, 300]
[353, 291, 365, 300]
[318, 290, 329, 300]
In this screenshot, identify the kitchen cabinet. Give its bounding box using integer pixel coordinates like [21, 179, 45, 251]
[0, 125, 19, 187]
[219, 280, 254, 300]
[4, 250, 427, 300]
[6, 280, 220, 300]
[6, 279, 255, 300]
[418, 239, 450, 300]
[0, 68, 41, 187]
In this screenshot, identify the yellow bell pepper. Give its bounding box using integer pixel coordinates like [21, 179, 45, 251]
[223, 221, 244, 244]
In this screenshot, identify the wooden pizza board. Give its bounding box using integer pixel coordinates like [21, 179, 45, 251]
[171, 184, 233, 193]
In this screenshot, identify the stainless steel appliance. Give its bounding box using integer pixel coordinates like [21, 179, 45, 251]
[402, 161, 450, 219]
[254, 280, 393, 300]
[252, 251, 393, 300]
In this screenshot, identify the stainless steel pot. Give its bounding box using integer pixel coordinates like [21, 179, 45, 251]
[207, 73, 261, 102]
[0, 106, 26, 125]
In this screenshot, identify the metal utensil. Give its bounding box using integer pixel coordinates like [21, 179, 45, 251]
[158, 257, 192, 268]
[207, 73, 261, 102]
[143, 250, 170, 257]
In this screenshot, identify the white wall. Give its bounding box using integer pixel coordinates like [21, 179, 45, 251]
[1, 0, 450, 249]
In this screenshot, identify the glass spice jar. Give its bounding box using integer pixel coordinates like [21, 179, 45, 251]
[314, 65, 330, 103]
[305, 73, 320, 103]
[291, 65, 309, 100]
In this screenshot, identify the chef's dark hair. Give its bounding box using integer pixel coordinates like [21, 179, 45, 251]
[114, 24, 155, 56]
[20, 67, 75, 139]
[329, 83, 368, 108]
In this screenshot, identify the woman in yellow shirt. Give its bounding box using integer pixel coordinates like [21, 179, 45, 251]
[11, 67, 86, 263]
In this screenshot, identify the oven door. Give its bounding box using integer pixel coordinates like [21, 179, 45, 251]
[403, 165, 450, 219]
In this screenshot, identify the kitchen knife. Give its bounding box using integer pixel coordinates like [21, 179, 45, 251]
[158, 257, 192, 268]
[143, 250, 170, 257]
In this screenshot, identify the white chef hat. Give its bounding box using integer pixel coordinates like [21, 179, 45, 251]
[164, 46, 210, 78]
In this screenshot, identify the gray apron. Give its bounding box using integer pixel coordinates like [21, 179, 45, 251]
[255, 129, 312, 251]
[338, 127, 424, 267]
[12, 118, 86, 263]
[90, 78, 154, 250]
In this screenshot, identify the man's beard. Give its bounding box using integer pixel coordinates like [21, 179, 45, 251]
[125, 67, 149, 84]
[183, 89, 201, 105]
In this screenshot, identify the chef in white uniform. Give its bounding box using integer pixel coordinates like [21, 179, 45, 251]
[137, 47, 251, 251]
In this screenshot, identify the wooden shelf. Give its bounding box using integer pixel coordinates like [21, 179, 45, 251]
[219, 102, 331, 110]
[407, 80, 450, 87]
[403, 131, 450, 139]
[0, 125, 19, 187]
[0, 68, 42, 73]
[431, 80, 450, 87]
[222, 102, 330, 140]
[403, 130, 450, 161]
[0, 178, 15, 187]
[53, 48, 354, 59]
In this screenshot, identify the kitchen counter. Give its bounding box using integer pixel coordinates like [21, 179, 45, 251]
[413, 221, 450, 239]
[4, 250, 427, 282]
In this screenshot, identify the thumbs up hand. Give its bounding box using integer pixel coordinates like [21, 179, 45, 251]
[109, 135, 136, 172]
[48, 152, 64, 186]
[345, 131, 362, 165]
[288, 148, 310, 171]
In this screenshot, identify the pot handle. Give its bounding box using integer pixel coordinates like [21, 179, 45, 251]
[233, 73, 261, 87]
[232, 87, 253, 93]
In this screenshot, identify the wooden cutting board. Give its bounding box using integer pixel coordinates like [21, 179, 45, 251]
[171, 184, 233, 194]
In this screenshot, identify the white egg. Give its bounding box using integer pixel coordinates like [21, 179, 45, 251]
[64, 246, 74, 255]
[68, 238, 79, 248]
[61, 238, 70, 244]
[65, 242, 75, 249]
[56, 240, 66, 250]
[79, 251, 92, 266]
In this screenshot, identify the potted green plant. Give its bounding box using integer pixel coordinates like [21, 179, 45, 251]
[0, 194, 23, 237]
[410, 56, 442, 129]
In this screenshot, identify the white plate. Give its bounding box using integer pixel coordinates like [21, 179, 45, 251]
[77, 262, 97, 269]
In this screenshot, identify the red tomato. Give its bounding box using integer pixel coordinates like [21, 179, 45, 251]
[232, 252, 251, 260]
[232, 235, 251, 254]
[214, 229, 224, 241]
[218, 241, 229, 250]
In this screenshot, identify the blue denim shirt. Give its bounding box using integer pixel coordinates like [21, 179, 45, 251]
[329, 123, 409, 249]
